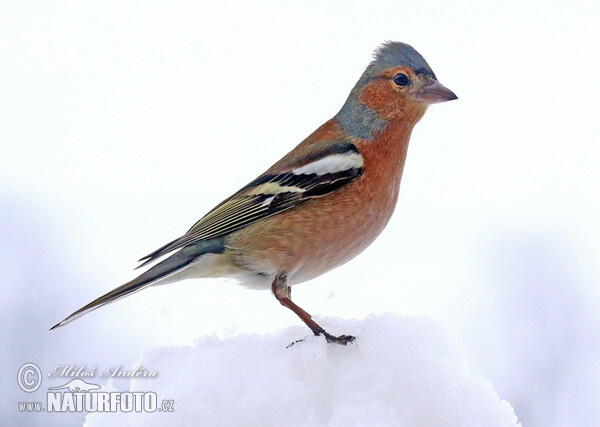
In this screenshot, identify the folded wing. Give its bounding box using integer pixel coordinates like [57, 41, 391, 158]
[137, 142, 363, 268]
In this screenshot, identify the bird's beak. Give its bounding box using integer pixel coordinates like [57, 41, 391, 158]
[416, 80, 458, 104]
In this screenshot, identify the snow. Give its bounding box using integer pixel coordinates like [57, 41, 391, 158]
[84, 314, 519, 426]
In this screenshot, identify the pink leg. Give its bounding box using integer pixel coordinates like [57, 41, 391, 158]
[271, 272, 355, 345]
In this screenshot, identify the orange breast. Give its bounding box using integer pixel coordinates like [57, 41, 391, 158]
[227, 119, 412, 285]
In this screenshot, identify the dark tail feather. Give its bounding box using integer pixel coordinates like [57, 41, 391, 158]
[136, 235, 182, 269]
[49, 244, 214, 331]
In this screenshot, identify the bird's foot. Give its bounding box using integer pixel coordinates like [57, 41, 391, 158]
[286, 339, 305, 349]
[286, 332, 356, 348]
[322, 331, 356, 345]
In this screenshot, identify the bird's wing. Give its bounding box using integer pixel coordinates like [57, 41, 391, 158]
[137, 141, 363, 268]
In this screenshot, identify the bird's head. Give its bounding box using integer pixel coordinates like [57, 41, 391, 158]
[336, 41, 457, 140]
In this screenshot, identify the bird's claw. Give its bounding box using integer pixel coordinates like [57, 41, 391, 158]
[322, 332, 356, 345]
[286, 332, 356, 348]
[286, 339, 305, 349]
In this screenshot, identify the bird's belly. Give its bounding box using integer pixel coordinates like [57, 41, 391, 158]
[227, 174, 400, 286]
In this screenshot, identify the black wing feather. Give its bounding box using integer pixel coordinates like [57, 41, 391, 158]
[137, 142, 363, 267]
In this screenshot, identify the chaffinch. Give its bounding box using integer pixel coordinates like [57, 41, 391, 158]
[50, 41, 457, 344]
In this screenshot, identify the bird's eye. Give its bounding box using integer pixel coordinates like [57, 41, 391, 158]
[393, 73, 410, 86]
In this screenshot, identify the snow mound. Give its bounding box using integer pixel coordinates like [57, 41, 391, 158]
[85, 314, 519, 426]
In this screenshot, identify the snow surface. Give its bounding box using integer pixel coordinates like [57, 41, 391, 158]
[85, 314, 519, 426]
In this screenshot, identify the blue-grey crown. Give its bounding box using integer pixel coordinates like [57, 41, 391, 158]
[366, 41, 436, 79]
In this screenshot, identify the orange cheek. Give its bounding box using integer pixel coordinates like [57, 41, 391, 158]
[359, 80, 408, 119]
[359, 79, 428, 126]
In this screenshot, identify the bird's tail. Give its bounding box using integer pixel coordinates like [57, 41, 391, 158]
[49, 239, 225, 331]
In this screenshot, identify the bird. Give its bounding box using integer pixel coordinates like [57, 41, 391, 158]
[50, 41, 457, 344]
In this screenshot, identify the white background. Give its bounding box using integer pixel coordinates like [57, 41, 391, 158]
[1, 1, 599, 426]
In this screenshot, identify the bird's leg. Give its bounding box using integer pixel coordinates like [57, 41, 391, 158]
[271, 272, 355, 345]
